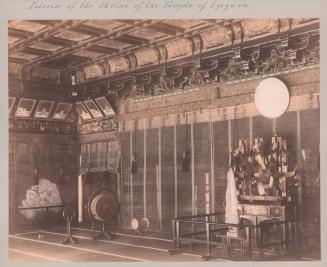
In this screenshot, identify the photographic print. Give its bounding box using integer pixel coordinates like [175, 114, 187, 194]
[95, 97, 115, 116]
[34, 100, 54, 118]
[75, 102, 92, 120]
[52, 103, 72, 120]
[6, 16, 323, 264]
[84, 99, 103, 118]
[14, 98, 36, 117]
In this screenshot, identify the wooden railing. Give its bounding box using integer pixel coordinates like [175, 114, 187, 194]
[169, 213, 320, 261]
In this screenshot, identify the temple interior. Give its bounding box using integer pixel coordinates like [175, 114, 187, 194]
[8, 19, 320, 262]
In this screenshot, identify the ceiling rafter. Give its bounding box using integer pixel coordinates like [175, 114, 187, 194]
[9, 20, 88, 52]
[8, 28, 33, 39]
[25, 20, 155, 67]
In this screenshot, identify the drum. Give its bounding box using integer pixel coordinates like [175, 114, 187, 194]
[88, 189, 119, 223]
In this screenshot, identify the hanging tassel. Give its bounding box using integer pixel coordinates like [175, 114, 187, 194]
[182, 149, 190, 172]
[131, 153, 138, 174]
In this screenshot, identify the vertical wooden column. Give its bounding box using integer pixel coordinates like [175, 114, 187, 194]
[174, 124, 178, 218]
[191, 121, 195, 216]
[158, 126, 162, 231]
[77, 174, 83, 223]
[249, 116, 253, 147]
[296, 110, 303, 218]
[77, 154, 83, 223]
[228, 120, 232, 166]
[205, 173, 210, 215]
[130, 129, 134, 220]
[272, 118, 277, 135]
[209, 119, 215, 213]
[143, 121, 147, 219]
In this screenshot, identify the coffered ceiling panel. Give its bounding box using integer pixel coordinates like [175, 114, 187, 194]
[54, 30, 91, 42]
[82, 20, 125, 31]
[29, 42, 63, 52]
[8, 36, 21, 45]
[8, 20, 48, 33]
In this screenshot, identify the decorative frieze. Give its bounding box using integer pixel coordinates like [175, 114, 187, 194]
[9, 119, 77, 135]
[78, 117, 118, 135]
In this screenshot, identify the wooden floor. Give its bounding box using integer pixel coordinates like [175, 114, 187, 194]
[9, 226, 207, 262]
[8, 226, 320, 262]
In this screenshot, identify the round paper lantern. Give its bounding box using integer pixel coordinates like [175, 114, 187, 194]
[255, 78, 290, 118]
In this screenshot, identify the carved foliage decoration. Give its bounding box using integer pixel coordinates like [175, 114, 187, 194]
[79, 117, 118, 135]
[107, 56, 130, 73]
[134, 48, 159, 66]
[9, 119, 76, 135]
[262, 49, 286, 74]
[83, 64, 103, 80]
[242, 19, 278, 39]
[165, 38, 193, 59]
[200, 27, 231, 49]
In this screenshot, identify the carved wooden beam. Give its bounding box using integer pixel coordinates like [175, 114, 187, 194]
[69, 23, 233, 70]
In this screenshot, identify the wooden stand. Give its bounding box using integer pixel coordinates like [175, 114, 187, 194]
[62, 206, 79, 245]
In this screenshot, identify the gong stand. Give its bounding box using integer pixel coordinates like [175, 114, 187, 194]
[91, 221, 115, 240]
[88, 187, 119, 241]
[62, 206, 79, 245]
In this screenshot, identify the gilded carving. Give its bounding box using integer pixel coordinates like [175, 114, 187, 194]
[157, 45, 168, 63]
[134, 48, 159, 66]
[190, 36, 202, 54]
[79, 117, 118, 134]
[9, 119, 76, 135]
[107, 56, 130, 73]
[200, 27, 231, 49]
[279, 19, 291, 32]
[164, 38, 193, 59]
[83, 64, 103, 80]
[242, 19, 278, 39]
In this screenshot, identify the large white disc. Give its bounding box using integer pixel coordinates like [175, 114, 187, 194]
[255, 78, 290, 118]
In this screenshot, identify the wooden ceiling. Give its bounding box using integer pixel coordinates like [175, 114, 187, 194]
[8, 19, 233, 70]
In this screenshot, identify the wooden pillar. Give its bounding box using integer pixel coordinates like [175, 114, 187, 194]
[297, 110, 303, 218]
[228, 120, 232, 166]
[143, 122, 147, 218]
[209, 119, 215, 213]
[130, 130, 134, 220]
[158, 127, 162, 231]
[205, 173, 210, 215]
[191, 121, 195, 215]
[174, 124, 178, 218]
[77, 174, 83, 223]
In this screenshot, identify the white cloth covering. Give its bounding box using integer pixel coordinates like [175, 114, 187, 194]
[225, 169, 239, 224]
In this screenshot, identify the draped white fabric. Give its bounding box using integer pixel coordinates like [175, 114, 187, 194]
[225, 169, 239, 224]
[20, 178, 62, 219]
